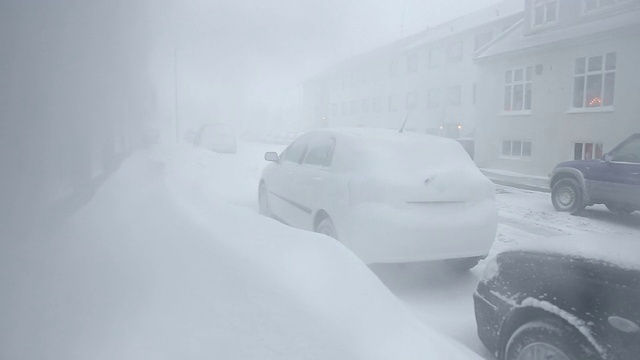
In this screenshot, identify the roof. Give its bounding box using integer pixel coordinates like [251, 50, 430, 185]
[307, 0, 524, 81]
[477, 7, 640, 60]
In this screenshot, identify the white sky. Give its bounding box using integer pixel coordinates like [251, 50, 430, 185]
[150, 0, 507, 131]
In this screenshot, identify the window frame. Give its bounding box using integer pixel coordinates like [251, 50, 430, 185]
[571, 52, 616, 111]
[531, 0, 559, 29]
[581, 0, 632, 15]
[573, 141, 604, 160]
[503, 66, 533, 114]
[500, 140, 533, 159]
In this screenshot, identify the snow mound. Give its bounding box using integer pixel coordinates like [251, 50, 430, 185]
[0, 145, 481, 360]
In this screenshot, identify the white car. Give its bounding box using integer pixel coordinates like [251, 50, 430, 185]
[259, 128, 497, 267]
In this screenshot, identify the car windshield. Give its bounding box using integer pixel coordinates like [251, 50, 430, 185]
[2, 1, 639, 359]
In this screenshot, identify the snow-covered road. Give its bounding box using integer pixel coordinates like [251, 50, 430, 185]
[219, 139, 640, 359]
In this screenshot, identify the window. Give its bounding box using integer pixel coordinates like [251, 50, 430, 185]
[407, 52, 419, 73]
[447, 86, 461, 106]
[372, 97, 382, 113]
[583, 0, 631, 14]
[574, 142, 603, 160]
[504, 66, 533, 112]
[447, 42, 463, 63]
[350, 100, 358, 115]
[427, 89, 440, 109]
[612, 137, 640, 163]
[474, 32, 492, 51]
[573, 53, 616, 108]
[362, 99, 370, 114]
[389, 59, 399, 77]
[388, 95, 399, 112]
[502, 140, 532, 157]
[406, 92, 418, 111]
[532, 0, 558, 28]
[341, 102, 348, 116]
[428, 48, 443, 68]
[303, 137, 335, 167]
[282, 138, 307, 163]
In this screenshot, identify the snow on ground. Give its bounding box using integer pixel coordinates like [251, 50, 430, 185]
[0, 141, 484, 360]
[3, 139, 638, 360]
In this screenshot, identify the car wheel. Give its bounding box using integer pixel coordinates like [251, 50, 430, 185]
[258, 183, 271, 217]
[505, 318, 601, 360]
[316, 217, 338, 240]
[605, 203, 635, 215]
[551, 178, 585, 215]
[447, 256, 483, 272]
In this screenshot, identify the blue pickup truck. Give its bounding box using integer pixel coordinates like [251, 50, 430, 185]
[550, 133, 640, 215]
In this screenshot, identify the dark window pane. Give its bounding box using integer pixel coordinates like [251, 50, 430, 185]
[575, 57, 586, 75]
[504, 86, 512, 111]
[588, 55, 603, 72]
[525, 83, 532, 110]
[505, 70, 512, 84]
[523, 142, 532, 157]
[513, 84, 524, 111]
[605, 52, 617, 70]
[586, 74, 603, 107]
[603, 73, 615, 106]
[304, 138, 335, 167]
[526, 66, 533, 81]
[595, 143, 603, 159]
[574, 143, 584, 160]
[502, 141, 511, 156]
[283, 139, 307, 163]
[534, 6, 544, 25]
[573, 77, 585, 108]
[514, 69, 524, 82]
[546, 1, 557, 22]
[584, 143, 594, 160]
[512, 141, 523, 156]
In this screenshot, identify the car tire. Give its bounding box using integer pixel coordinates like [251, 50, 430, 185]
[505, 317, 601, 360]
[447, 256, 483, 272]
[551, 178, 585, 215]
[258, 183, 271, 217]
[316, 217, 338, 240]
[605, 203, 635, 215]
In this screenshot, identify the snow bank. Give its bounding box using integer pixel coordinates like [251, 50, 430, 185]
[0, 145, 481, 360]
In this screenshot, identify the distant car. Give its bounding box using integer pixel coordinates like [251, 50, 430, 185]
[474, 236, 640, 360]
[195, 123, 237, 154]
[549, 133, 640, 215]
[258, 128, 497, 268]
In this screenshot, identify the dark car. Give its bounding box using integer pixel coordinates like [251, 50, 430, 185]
[549, 133, 640, 215]
[473, 245, 640, 360]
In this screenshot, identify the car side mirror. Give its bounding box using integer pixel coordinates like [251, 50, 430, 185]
[265, 152, 279, 162]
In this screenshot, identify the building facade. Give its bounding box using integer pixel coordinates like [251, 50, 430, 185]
[302, 1, 523, 138]
[475, 0, 640, 176]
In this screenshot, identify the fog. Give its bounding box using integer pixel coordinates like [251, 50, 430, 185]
[2, 0, 639, 359]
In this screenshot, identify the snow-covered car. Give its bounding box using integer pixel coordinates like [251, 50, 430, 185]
[473, 234, 640, 360]
[258, 128, 497, 267]
[195, 123, 237, 154]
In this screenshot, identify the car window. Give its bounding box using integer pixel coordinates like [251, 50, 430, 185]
[303, 136, 335, 167]
[281, 137, 307, 164]
[612, 137, 640, 163]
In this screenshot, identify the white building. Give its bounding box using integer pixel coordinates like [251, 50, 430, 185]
[302, 1, 523, 138]
[475, 0, 640, 176]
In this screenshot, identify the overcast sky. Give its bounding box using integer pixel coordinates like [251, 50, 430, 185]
[151, 0, 506, 129]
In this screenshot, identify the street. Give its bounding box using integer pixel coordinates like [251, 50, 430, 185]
[224, 139, 640, 359]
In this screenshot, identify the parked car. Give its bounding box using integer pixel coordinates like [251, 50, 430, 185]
[549, 133, 640, 215]
[258, 128, 497, 268]
[194, 123, 237, 154]
[473, 235, 640, 360]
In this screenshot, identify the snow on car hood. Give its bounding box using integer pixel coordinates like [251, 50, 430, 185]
[0, 145, 482, 360]
[505, 233, 640, 271]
